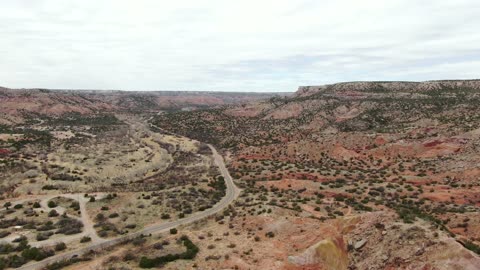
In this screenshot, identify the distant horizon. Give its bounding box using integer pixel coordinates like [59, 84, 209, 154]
[0, 84, 294, 93]
[1, 1, 480, 92]
[2, 78, 480, 93]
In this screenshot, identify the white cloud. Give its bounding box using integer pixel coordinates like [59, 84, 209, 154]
[0, 0, 479, 91]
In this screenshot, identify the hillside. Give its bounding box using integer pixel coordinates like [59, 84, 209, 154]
[152, 79, 480, 269]
[0, 87, 287, 124]
[1, 80, 480, 269]
[296, 79, 480, 97]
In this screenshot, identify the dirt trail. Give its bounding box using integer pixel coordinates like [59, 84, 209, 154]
[17, 143, 239, 270]
[4, 193, 105, 248]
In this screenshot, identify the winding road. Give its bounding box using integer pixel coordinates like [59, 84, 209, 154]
[17, 144, 240, 270]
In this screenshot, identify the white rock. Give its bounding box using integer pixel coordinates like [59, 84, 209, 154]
[354, 239, 367, 250]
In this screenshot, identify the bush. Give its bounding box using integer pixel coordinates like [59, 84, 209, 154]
[45, 257, 91, 270]
[12, 235, 27, 243]
[132, 237, 146, 246]
[80, 236, 91, 243]
[36, 232, 53, 241]
[125, 224, 136, 229]
[48, 201, 57, 208]
[123, 252, 136, 261]
[8, 255, 28, 268]
[153, 243, 163, 250]
[0, 231, 11, 239]
[170, 228, 177, 235]
[0, 258, 5, 270]
[70, 202, 80, 211]
[463, 241, 480, 255]
[54, 242, 66, 251]
[139, 235, 199, 268]
[3, 202, 11, 209]
[56, 218, 83, 235]
[0, 243, 15, 254]
[22, 247, 54, 261]
[48, 210, 59, 217]
[42, 185, 59, 190]
[95, 213, 105, 222]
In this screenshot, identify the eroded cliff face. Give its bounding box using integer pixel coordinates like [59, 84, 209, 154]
[296, 80, 480, 97]
[283, 212, 480, 270]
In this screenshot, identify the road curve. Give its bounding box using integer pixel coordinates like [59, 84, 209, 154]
[18, 144, 240, 270]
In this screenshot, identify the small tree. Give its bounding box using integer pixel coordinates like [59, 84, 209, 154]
[55, 242, 66, 251]
[48, 210, 59, 217]
[3, 202, 11, 210]
[170, 228, 177, 235]
[48, 201, 57, 208]
[80, 236, 91, 243]
[95, 213, 105, 222]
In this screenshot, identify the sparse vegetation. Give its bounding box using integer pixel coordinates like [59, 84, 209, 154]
[139, 235, 199, 268]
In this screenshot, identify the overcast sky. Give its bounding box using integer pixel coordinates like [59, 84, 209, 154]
[1, 0, 480, 92]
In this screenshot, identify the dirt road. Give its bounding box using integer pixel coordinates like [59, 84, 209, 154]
[17, 144, 239, 270]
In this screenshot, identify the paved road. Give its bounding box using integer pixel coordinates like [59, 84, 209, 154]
[18, 144, 240, 270]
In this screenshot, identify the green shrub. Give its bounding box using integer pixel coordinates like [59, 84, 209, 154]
[139, 235, 199, 268]
[54, 242, 66, 251]
[80, 236, 91, 243]
[3, 202, 12, 209]
[21, 247, 53, 261]
[463, 241, 480, 255]
[47, 201, 57, 208]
